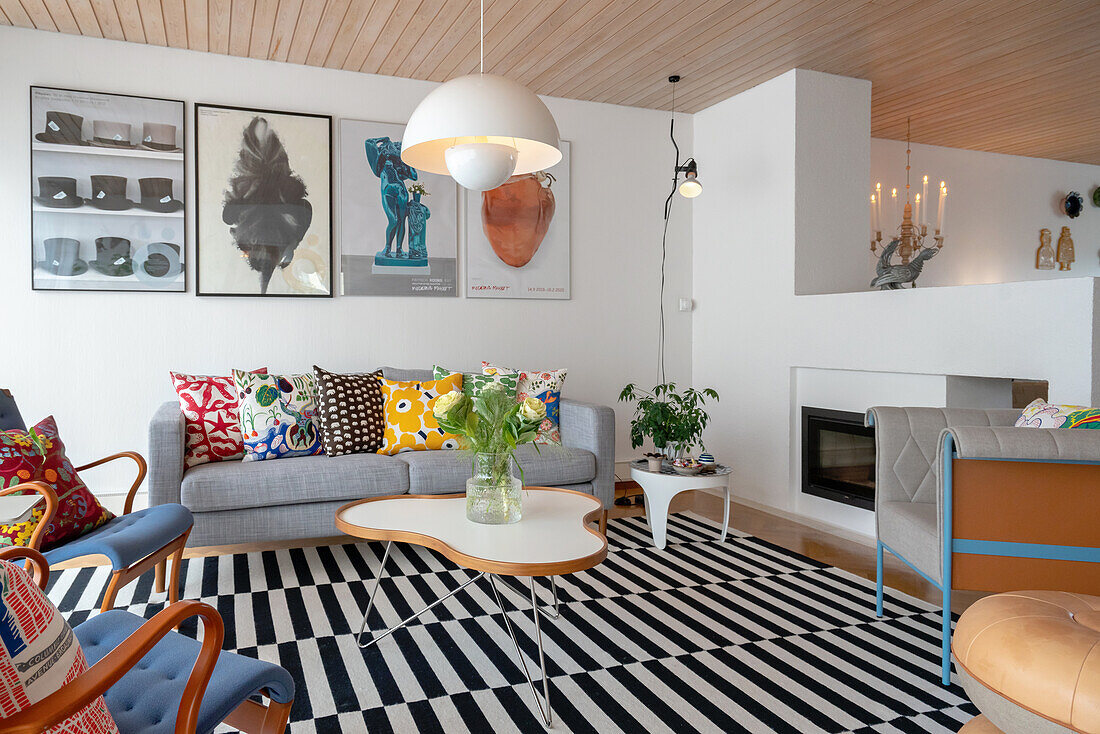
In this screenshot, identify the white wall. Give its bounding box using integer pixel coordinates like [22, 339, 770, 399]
[693, 69, 1098, 537]
[794, 72, 871, 295]
[866, 139, 1100, 289]
[0, 26, 693, 495]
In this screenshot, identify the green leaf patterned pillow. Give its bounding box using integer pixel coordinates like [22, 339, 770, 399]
[433, 366, 518, 401]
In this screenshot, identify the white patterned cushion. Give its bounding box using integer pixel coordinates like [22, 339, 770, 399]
[234, 371, 324, 461]
[482, 362, 567, 445]
[0, 560, 118, 733]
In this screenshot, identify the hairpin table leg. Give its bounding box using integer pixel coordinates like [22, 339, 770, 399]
[488, 575, 553, 727]
[357, 541, 486, 650]
[500, 576, 561, 621]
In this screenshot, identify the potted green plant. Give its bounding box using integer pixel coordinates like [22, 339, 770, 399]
[618, 382, 720, 460]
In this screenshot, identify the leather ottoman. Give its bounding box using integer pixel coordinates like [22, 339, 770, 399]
[952, 590, 1100, 733]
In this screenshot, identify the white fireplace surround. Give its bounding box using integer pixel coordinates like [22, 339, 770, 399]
[692, 69, 1099, 538]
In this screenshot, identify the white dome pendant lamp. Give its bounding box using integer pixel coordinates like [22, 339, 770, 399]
[401, 0, 561, 191]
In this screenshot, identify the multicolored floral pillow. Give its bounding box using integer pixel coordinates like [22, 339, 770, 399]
[1015, 398, 1100, 429]
[171, 369, 267, 468]
[378, 374, 463, 455]
[482, 362, 567, 445]
[0, 559, 120, 733]
[234, 371, 324, 461]
[432, 366, 518, 401]
[0, 417, 115, 550]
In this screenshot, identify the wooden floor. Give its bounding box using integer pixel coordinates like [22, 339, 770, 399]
[615, 488, 987, 614]
[57, 487, 986, 613]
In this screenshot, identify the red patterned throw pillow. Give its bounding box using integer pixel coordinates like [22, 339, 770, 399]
[0, 417, 115, 550]
[171, 369, 266, 468]
[0, 559, 119, 732]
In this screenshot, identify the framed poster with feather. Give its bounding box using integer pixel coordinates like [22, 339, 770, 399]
[195, 103, 332, 297]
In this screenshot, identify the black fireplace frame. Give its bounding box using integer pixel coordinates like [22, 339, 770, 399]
[801, 406, 875, 510]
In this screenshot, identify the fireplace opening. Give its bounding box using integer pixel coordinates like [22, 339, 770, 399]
[801, 407, 875, 510]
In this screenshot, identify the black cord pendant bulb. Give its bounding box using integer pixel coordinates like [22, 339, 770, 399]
[657, 75, 702, 384]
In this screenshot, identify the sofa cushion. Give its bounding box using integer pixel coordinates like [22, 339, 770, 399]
[380, 366, 434, 382]
[234, 371, 323, 461]
[399, 444, 596, 494]
[0, 416, 115, 550]
[378, 375, 463, 455]
[181, 453, 409, 513]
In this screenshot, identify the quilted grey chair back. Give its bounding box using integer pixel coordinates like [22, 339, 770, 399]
[866, 407, 1019, 504]
[0, 389, 26, 432]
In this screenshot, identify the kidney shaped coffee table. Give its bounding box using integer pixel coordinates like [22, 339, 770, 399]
[335, 486, 607, 727]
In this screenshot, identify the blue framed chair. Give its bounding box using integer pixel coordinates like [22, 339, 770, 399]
[867, 406, 1100, 686]
[0, 546, 294, 734]
[1, 388, 194, 611]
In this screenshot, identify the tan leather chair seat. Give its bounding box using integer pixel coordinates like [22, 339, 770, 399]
[952, 590, 1100, 733]
[959, 714, 1009, 733]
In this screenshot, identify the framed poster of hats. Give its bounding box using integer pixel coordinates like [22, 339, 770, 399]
[337, 119, 458, 297]
[195, 103, 332, 297]
[30, 86, 186, 292]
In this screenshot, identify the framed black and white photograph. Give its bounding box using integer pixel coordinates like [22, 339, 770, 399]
[196, 103, 332, 297]
[338, 119, 458, 297]
[30, 86, 186, 292]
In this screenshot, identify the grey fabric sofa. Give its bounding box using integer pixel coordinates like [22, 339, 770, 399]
[149, 367, 615, 547]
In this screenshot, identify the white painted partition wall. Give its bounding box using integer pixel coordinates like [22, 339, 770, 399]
[692, 69, 1098, 537]
[0, 26, 693, 499]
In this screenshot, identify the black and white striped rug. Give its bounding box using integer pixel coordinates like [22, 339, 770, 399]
[46, 513, 977, 733]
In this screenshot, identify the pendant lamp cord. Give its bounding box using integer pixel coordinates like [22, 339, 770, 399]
[480, 0, 484, 74]
[658, 82, 681, 385]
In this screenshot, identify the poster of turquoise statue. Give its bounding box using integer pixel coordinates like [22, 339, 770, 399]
[338, 119, 457, 297]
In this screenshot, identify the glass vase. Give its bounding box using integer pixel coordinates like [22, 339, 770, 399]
[466, 451, 522, 524]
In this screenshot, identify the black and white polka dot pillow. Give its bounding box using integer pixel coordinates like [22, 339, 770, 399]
[313, 366, 385, 456]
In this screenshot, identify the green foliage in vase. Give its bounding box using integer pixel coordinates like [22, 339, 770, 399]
[433, 383, 544, 454]
[618, 382, 720, 456]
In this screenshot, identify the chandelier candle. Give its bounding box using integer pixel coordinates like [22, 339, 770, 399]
[937, 183, 946, 235]
[921, 175, 929, 227]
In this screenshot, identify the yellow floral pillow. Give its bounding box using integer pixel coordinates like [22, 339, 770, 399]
[378, 374, 463, 455]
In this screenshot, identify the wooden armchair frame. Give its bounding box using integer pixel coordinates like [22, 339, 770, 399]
[0, 547, 292, 734]
[6, 450, 190, 611]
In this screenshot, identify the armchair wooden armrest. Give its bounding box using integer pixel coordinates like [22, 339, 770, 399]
[0, 481, 58, 550]
[0, 598, 224, 734]
[0, 546, 49, 588]
[75, 451, 148, 515]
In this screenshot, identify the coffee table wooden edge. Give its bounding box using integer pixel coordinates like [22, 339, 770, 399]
[335, 486, 608, 577]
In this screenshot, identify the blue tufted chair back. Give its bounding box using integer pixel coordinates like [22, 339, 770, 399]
[0, 389, 26, 432]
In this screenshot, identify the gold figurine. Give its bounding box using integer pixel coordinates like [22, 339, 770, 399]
[1056, 226, 1075, 271]
[1036, 228, 1055, 270]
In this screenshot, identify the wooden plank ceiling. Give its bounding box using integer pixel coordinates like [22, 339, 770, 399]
[3, 0, 1098, 164]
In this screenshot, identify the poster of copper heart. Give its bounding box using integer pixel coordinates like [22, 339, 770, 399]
[338, 119, 458, 297]
[466, 141, 570, 299]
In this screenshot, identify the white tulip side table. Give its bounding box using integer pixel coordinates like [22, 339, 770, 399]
[629, 459, 732, 550]
[335, 486, 607, 728]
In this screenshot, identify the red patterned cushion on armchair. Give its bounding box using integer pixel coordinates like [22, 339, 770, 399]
[0, 417, 115, 550]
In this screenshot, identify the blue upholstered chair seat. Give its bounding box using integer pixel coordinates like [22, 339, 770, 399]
[76, 609, 295, 734]
[43, 504, 194, 568]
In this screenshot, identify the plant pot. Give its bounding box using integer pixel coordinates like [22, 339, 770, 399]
[466, 451, 522, 524]
[646, 457, 663, 472]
